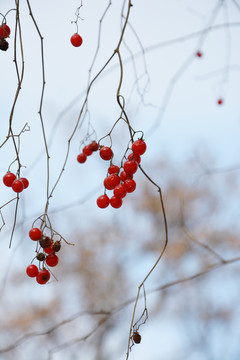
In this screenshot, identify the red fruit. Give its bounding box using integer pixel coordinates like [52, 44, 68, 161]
[124, 179, 136, 193]
[77, 153, 87, 163]
[89, 141, 99, 151]
[123, 160, 138, 175]
[196, 51, 202, 58]
[71, 33, 83, 47]
[128, 153, 141, 164]
[12, 179, 24, 193]
[110, 196, 123, 208]
[99, 146, 113, 161]
[44, 246, 54, 255]
[104, 174, 120, 190]
[217, 98, 223, 105]
[3, 172, 16, 187]
[108, 164, 120, 174]
[26, 264, 39, 278]
[46, 253, 59, 267]
[29, 228, 42, 241]
[0, 24, 11, 38]
[132, 139, 147, 155]
[120, 171, 133, 182]
[82, 145, 93, 156]
[97, 194, 110, 208]
[114, 183, 127, 198]
[36, 269, 50, 284]
[19, 177, 29, 189]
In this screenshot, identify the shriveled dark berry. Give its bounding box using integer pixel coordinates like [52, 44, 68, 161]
[39, 236, 52, 249]
[132, 332, 141, 344]
[52, 241, 61, 252]
[0, 39, 9, 51]
[36, 253, 46, 261]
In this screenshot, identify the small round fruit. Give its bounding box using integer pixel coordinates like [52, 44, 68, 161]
[39, 236, 52, 249]
[44, 246, 54, 255]
[36, 253, 46, 261]
[0, 39, 8, 51]
[196, 51, 202, 58]
[132, 332, 141, 344]
[110, 196, 123, 208]
[217, 98, 223, 105]
[105, 174, 120, 190]
[114, 184, 127, 198]
[0, 24, 11, 38]
[128, 153, 141, 164]
[29, 228, 42, 241]
[99, 146, 113, 161]
[12, 179, 24, 193]
[82, 145, 93, 156]
[123, 160, 138, 175]
[71, 33, 83, 47]
[36, 269, 50, 284]
[97, 194, 110, 208]
[124, 179, 136, 193]
[26, 264, 39, 278]
[108, 164, 120, 174]
[52, 241, 61, 252]
[120, 171, 133, 182]
[19, 177, 29, 189]
[77, 153, 87, 163]
[46, 253, 59, 267]
[89, 141, 99, 151]
[3, 172, 16, 187]
[132, 139, 147, 155]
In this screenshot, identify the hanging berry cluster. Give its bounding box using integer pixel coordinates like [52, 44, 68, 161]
[76, 140, 99, 163]
[26, 227, 62, 285]
[96, 139, 147, 209]
[3, 172, 29, 193]
[0, 23, 10, 51]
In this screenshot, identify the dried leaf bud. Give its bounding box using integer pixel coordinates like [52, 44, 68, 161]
[39, 236, 52, 249]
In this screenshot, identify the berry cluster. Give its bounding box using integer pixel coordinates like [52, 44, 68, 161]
[77, 140, 99, 163]
[3, 172, 29, 193]
[96, 139, 147, 209]
[0, 23, 10, 51]
[70, 33, 83, 47]
[26, 228, 61, 285]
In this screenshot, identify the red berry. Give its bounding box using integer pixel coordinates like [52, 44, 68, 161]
[120, 171, 133, 182]
[114, 183, 127, 198]
[36, 269, 50, 284]
[71, 33, 83, 47]
[104, 174, 120, 190]
[82, 145, 93, 156]
[99, 146, 113, 161]
[89, 141, 99, 151]
[97, 194, 110, 208]
[123, 160, 138, 175]
[124, 179, 136, 193]
[108, 164, 120, 174]
[46, 253, 59, 267]
[128, 152, 141, 164]
[26, 264, 39, 278]
[44, 246, 54, 255]
[110, 196, 123, 208]
[196, 51, 202, 58]
[19, 177, 29, 189]
[12, 179, 24, 193]
[77, 153, 87, 163]
[132, 139, 147, 155]
[217, 98, 223, 105]
[29, 227, 42, 241]
[0, 24, 11, 38]
[3, 172, 16, 187]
